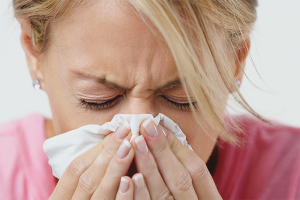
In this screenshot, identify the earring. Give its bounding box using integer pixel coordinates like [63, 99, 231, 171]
[235, 80, 241, 88]
[32, 79, 41, 90]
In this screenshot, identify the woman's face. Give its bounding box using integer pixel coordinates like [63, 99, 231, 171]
[40, 0, 219, 162]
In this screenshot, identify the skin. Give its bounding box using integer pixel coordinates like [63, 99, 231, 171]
[19, 0, 249, 199]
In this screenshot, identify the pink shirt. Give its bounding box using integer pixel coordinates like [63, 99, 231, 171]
[0, 113, 299, 199]
[0, 114, 56, 200]
[214, 116, 300, 199]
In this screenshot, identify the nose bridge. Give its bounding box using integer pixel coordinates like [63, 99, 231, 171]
[120, 96, 156, 116]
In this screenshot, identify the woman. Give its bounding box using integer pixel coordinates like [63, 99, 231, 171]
[0, 0, 299, 199]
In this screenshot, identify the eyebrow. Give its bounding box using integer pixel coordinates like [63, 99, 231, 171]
[72, 70, 182, 91]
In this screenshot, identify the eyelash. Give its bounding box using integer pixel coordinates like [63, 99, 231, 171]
[79, 95, 197, 111]
[79, 95, 122, 111]
[161, 96, 197, 111]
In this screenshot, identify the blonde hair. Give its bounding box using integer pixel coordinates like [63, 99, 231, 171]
[13, 0, 264, 144]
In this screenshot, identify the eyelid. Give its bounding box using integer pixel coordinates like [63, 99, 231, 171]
[164, 96, 189, 103]
[75, 91, 124, 102]
[81, 99, 112, 104]
[160, 96, 195, 111]
[157, 90, 194, 102]
[78, 94, 196, 111]
[162, 94, 195, 104]
[79, 95, 122, 110]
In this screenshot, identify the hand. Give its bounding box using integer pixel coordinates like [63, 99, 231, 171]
[49, 123, 136, 200]
[127, 119, 222, 200]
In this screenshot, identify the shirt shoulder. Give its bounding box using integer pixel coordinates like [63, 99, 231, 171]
[0, 113, 42, 135]
[214, 115, 300, 200]
[0, 113, 55, 200]
[234, 115, 300, 144]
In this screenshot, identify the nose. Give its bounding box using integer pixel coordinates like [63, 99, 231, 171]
[120, 96, 157, 116]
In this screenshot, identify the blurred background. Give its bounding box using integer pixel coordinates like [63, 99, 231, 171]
[0, 0, 299, 127]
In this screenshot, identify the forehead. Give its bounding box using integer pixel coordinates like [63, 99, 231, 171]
[49, 0, 178, 90]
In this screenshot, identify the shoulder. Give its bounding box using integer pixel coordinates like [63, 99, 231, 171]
[0, 113, 46, 149]
[220, 115, 300, 165]
[0, 113, 49, 200]
[234, 115, 300, 136]
[0, 113, 45, 134]
[216, 115, 300, 199]
[233, 116, 300, 177]
[0, 113, 46, 150]
[234, 115, 300, 150]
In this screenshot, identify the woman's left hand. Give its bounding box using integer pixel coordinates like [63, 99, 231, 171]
[117, 119, 222, 199]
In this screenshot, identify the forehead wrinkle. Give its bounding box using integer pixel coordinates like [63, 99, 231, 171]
[71, 68, 181, 92]
[50, 0, 180, 96]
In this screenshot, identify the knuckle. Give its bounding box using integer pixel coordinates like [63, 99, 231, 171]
[167, 135, 177, 149]
[77, 172, 97, 193]
[97, 140, 106, 152]
[102, 141, 116, 159]
[143, 160, 158, 176]
[155, 141, 169, 158]
[91, 189, 110, 200]
[102, 160, 119, 179]
[67, 157, 87, 178]
[136, 152, 157, 171]
[174, 170, 193, 192]
[93, 150, 107, 169]
[105, 159, 125, 178]
[157, 190, 174, 200]
[115, 156, 130, 166]
[99, 133, 112, 146]
[189, 158, 208, 180]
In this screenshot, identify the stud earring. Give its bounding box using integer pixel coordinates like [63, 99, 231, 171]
[235, 80, 241, 88]
[32, 79, 41, 90]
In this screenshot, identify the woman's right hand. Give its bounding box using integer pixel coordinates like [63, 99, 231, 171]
[49, 122, 137, 200]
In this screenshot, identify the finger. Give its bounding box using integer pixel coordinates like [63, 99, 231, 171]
[91, 139, 134, 200]
[49, 133, 112, 200]
[50, 122, 131, 200]
[116, 176, 134, 200]
[132, 135, 172, 199]
[162, 125, 222, 200]
[132, 173, 151, 200]
[72, 122, 132, 200]
[140, 119, 198, 200]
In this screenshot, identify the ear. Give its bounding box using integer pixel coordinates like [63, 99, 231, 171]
[18, 18, 45, 89]
[234, 35, 251, 83]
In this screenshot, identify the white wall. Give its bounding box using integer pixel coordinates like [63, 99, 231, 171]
[0, 0, 299, 127]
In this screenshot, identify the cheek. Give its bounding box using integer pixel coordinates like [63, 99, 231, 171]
[47, 89, 117, 134]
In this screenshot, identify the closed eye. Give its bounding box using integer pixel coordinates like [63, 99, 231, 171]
[78, 95, 197, 111]
[78, 95, 123, 110]
[161, 95, 197, 110]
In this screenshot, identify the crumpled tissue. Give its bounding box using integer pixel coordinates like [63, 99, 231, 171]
[43, 113, 192, 179]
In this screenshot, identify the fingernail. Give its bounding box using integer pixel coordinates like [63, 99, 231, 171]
[119, 177, 129, 194]
[142, 118, 158, 137]
[135, 135, 148, 154]
[117, 139, 131, 159]
[115, 121, 130, 139]
[134, 173, 145, 190]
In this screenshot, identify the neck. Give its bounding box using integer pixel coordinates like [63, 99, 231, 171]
[44, 119, 59, 184]
[45, 119, 56, 139]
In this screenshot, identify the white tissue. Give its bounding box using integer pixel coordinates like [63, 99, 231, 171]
[43, 113, 192, 179]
